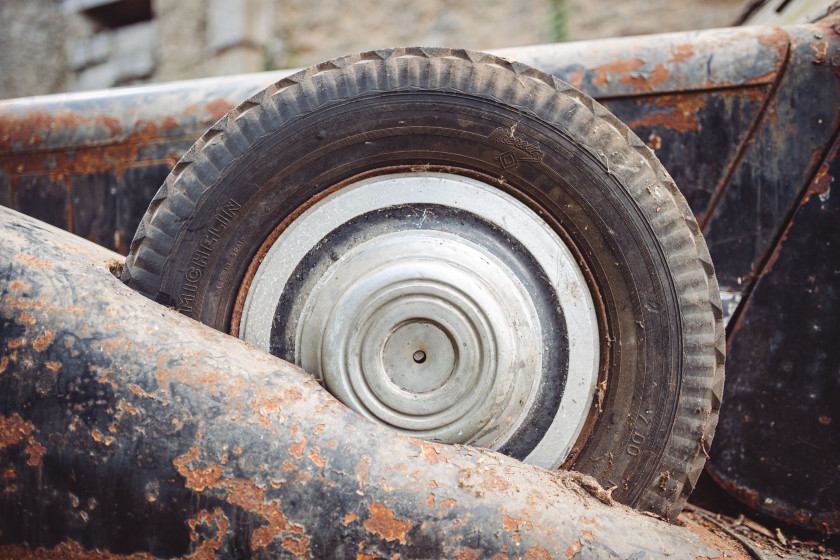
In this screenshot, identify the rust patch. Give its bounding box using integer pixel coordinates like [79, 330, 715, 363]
[9, 281, 30, 291]
[173, 446, 223, 492]
[204, 99, 235, 124]
[32, 330, 54, 352]
[98, 369, 119, 389]
[0, 541, 156, 559]
[0, 413, 33, 448]
[91, 430, 103, 443]
[161, 116, 179, 132]
[363, 502, 413, 544]
[647, 133, 662, 150]
[620, 63, 670, 93]
[627, 95, 706, 134]
[568, 70, 584, 90]
[281, 536, 310, 556]
[591, 58, 645, 86]
[17, 312, 36, 325]
[502, 515, 520, 531]
[96, 116, 122, 135]
[582, 530, 594, 542]
[307, 448, 325, 468]
[805, 138, 839, 204]
[7, 338, 24, 349]
[565, 540, 583, 559]
[812, 41, 829, 64]
[13, 254, 53, 269]
[819, 416, 832, 425]
[481, 470, 510, 492]
[669, 44, 695, 63]
[441, 498, 456, 509]
[289, 437, 308, 459]
[502, 514, 534, 532]
[0, 110, 83, 152]
[186, 508, 230, 560]
[413, 440, 447, 465]
[230, 478, 303, 549]
[426, 493, 435, 507]
[25, 441, 45, 467]
[343, 511, 358, 526]
[173, 451, 304, 553]
[526, 545, 553, 559]
[251, 395, 287, 429]
[116, 399, 138, 417]
[45, 361, 61, 372]
[356, 456, 371, 481]
[1, 129, 146, 192]
[455, 548, 480, 560]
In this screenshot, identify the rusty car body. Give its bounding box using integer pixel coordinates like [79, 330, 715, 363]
[1, 5, 839, 548]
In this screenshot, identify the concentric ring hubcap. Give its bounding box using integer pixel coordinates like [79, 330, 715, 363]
[239, 172, 599, 468]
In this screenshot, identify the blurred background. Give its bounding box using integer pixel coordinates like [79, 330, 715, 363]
[0, 0, 746, 100]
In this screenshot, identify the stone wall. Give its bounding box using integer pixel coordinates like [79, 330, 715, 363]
[0, 0, 744, 99]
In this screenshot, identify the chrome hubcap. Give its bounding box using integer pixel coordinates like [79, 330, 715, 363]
[239, 172, 599, 468]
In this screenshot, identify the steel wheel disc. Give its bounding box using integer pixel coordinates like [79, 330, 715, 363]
[239, 172, 599, 468]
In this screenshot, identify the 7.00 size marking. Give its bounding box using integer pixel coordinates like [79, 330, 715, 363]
[627, 413, 651, 456]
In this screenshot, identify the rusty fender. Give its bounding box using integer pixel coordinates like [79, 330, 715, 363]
[0, 207, 732, 559]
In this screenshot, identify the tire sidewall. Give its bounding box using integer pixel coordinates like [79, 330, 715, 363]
[156, 91, 684, 507]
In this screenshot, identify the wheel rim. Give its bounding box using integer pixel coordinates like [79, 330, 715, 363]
[238, 172, 599, 468]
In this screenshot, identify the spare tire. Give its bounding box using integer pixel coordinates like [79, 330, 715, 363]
[122, 47, 724, 520]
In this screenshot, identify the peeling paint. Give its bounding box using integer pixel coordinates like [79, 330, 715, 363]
[620, 63, 670, 93]
[812, 41, 829, 64]
[32, 330, 54, 352]
[591, 58, 645, 86]
[565, 540, 583, 559]
[0, 413, 33, 448]
[669, 44, 695, 63]
[627, 95, 707, 133]
[363, 502, 413, 544]
[25, 441, 46, 467]
[527, 545, 553, 559]
[289, 437, 308, 459]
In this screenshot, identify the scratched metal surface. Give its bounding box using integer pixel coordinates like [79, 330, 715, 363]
[0, 207, 737, 559]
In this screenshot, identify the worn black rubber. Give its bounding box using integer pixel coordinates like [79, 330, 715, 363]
[122, 47, 725, 521]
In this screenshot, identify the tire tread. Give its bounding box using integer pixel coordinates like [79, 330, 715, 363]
[122, 47, 724, 521]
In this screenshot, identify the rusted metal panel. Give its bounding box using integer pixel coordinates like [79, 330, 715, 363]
[0, 207, 738, 559]
[498, 25, 787, 97]
[0, 25, 788, 254]
[708, 133, 840, 533]
[701, 17, 840, 289]
[601, 90, 769, 217]
[0, 73, 287, 252]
